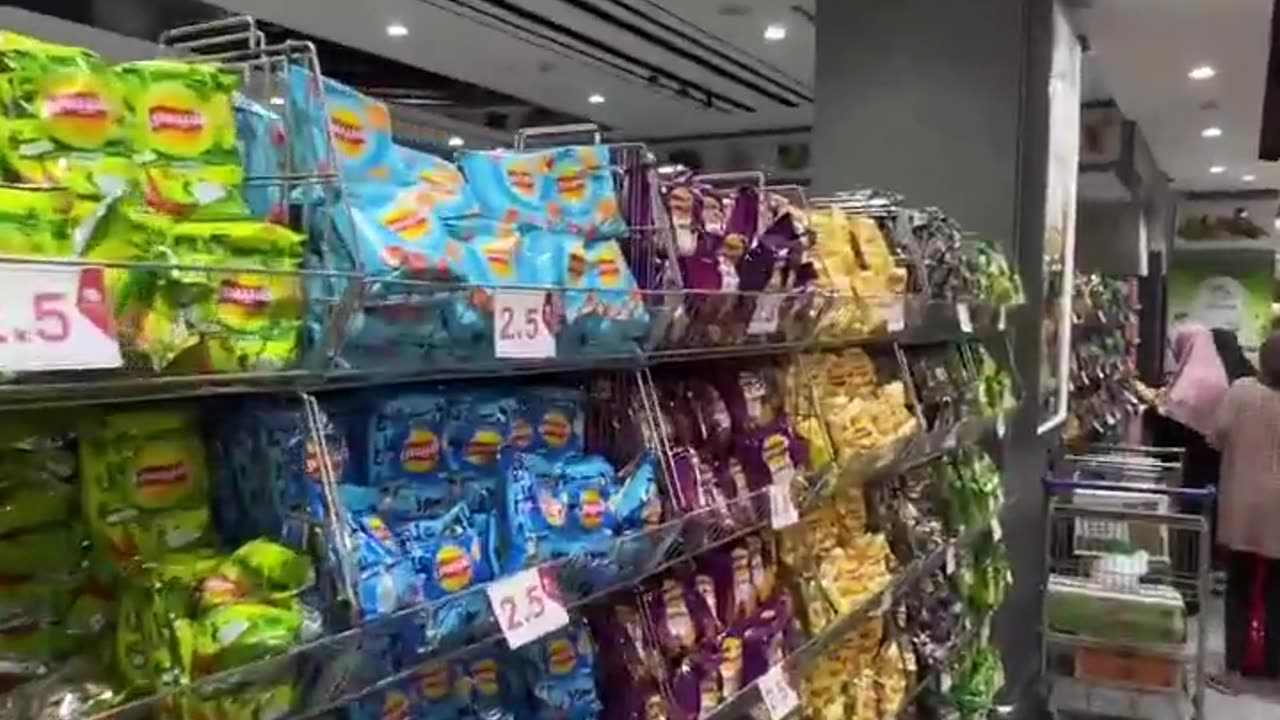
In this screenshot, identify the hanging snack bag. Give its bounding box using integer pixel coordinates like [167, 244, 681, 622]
[444, 393, 510, 477]
[363, 392, 449, 490]
[394, 502, 496, 644]
[521, 620, 603, 720]
[458, 149, 550, 229]
[0, 32, 132, 198]
[544, 145, 626, 239]
[335, 485, 421, 620]
[525, 387, 585, 460]
[286, 67, 395, 187]
[115, 60, 246, 219]
[559, 235, 648, 356]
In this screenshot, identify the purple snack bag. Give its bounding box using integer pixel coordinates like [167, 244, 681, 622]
[734, 416, 808, 495]
[692, 569, 721, 633]
[701, 542, 757, 627]
[678, 567, 720, 640]
[644, 576, 699, 656]
[745, 534, 776, 605]
[689, 381, 734, 457]
[663, 182, 702, 257]
[717, 628, 745, 698]
[714, 457, 757, 525]
[740, 605, 788, 685]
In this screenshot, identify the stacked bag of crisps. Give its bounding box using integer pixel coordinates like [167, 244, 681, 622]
[592, 532, 799, 720]
[285, 66, 650, 366]
[0, 32, 308, 375]
[788, 349, 918, 473]
[800, 621, 915, 720]
[906, 344, 982, 433]
[807, 208, 907, 339]
[70, 405, 321, 718]
[938, 448, 1003, 535]
[777, 488, 894, 633]
[0, 418, 105, 692]
[969, 340, 1017, 421]
[660, 181, 817, 347]
[652, 365, 810, 532]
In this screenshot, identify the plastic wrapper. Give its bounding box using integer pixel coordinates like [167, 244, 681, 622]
[1046, 576, 1186, 645]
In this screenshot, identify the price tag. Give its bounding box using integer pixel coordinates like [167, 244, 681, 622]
[0, 264, 121, 372]
[486, 566, 570, 649]
[997, 305, 1007, 331]
[996, 412, 1007, 439]
[945, 546, 957, 575]
[494, 289, 556, 359]
[940, 671, 953, 693]
[956, 302, 973, 333]
[748, 295, 783, 335]
[884, 296, 906, 333]
[769, 482, 800, 529]
[758, 666, 800, 720]
[991, 518, 1004, 542]
[943, 426, 958, 450]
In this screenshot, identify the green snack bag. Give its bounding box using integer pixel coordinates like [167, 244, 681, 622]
[198, 539, 314, 610]
[0, 32, 133, 198]
[115, 60, 246, 219]
[0, 481, 73, 536]
[0, 186, 74, 257]
[0, 524, 85, 576]
[143, 220, 305, 372]
[191, 602, 302, 675]
[65, 586, 114, 637]
[0, 572, 80, 624]
[114, 586, 183, 690]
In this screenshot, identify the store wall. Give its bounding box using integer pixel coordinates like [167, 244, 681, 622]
[1076, 200, 1146, 276]
[813, 0, 1055, 712]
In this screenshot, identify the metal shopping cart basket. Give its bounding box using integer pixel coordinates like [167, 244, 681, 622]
[1039, 445, 1212, 720]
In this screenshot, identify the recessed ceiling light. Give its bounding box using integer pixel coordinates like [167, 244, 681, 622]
[587, 93, 605, 104]
[1243, 174, 1257, 182]
[386, 22, 409, 37]
[1189, 65, 1216, 80]
[1201, 126, 1223, 138]
[268, 96, 284, 106]
[1210, 165, 1226, 174]
[763, 23, 788, 41]
[447, 136, 465, 148]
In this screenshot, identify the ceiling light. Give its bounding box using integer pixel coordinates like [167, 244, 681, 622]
[268, 96, 284, 106]
[763, 23, 788, 41]
[1244, 174, 1257, 182]
[1188, 65, 1216, 80]
[386, 22, 409, 37]
[587, 93, 605, 104]
[1201, 126, 1223, 138]
[447, 136, 465, 148]
[1274, 217, 1280, 231]
[1210, 165, 1226, 174]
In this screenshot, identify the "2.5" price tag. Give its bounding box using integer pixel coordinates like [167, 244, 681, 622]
[758, 665, 801, 720]
[0, 264, 121, 372]
[956, 302, 973, 333]
[486, 566, 570, 649]
[494, 289, 556, 359]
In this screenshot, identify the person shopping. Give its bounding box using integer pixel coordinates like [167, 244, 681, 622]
[1210, 331, 1280, 688]
[1144, 324, 1230, 496]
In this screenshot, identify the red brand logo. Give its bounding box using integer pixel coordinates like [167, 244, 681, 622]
[149, 106, 204, 133]
[135, 462, 188, 488]
[219, 281, 271, 308]
[44, 92, 107, 119]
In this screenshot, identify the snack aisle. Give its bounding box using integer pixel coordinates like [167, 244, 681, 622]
[0, 17, 1024, 720]
[1064, 274, 1142, 448]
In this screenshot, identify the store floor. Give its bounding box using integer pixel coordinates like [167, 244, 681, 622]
[1201, 598, 1280, 720]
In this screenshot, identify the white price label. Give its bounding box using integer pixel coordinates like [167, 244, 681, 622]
[945, 546, 957, 575]
[486, 566, 570, 649]
[758, 666, 801, 720]
[769, 481, 800, 529]
[997, 305, 1007, 331]
[748, 295, 783, 335]
[956, 302, 973, 333]
[885, 296, 905, 333]
[996, 412, 1007, 439]
[494, 289, 556, 359]
[940, 671, 953, 693]
[0, 264, 121, 372]
[991, 518, 1004, 543]
[943, 426, 958, 450]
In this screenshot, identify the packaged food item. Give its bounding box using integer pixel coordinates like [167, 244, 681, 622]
[232, 92, 287, 222]
[394, 502, 496, 643]
[444, 393, 510, 477]
[0, 186, 75, 257]
[335, 485, 422, 620]
[520, 619, 603, 720]
[0, 32, 132, 198]
[360, 391, 449, 491]
[115, 60, 246, 218]
[395, 145, 478, 220]
[559, 237, 649, 356]
[78, 406, 213, 568]
[287, 67, 395, 185]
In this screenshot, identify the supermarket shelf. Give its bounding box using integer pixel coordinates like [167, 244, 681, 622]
[893, 622, 985, 718]
[701, 506, 1008, 720]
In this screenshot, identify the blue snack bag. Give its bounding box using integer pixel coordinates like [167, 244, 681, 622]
[526, 387, 585, 460]
[395, 502, 497, 646]
[413, 661, 464, 720]
[560, 237, 649, 356]
[458, 150, 550, 228]
[444, 394, 510, 476]
[521, 619, 602, 720]
[232, 93, 287, 223]
[454, 654, 513, 720]
[288, 66, 396, 185]
[346, 682, 416, 720]
[395, 145, 479, 220]
[336, 484, 422, 619]
[366, 392, 449, 488]
[545, 145, 626, 239]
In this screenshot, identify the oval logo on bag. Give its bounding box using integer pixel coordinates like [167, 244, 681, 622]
[380, 691, 410, 720]
[538, 411, 571, 448]
[463, 429, 502, 467]
[418, 662, 452, 701]
[505, 161, 538, 199]
[554, 167, 587, 203]
[508, 418, 534, 450]
[400, 429, 440, 474]
[329, 108, 367, 158]
[382, 204, 431, 241]
[435, 543, 474, 593]
[471, 658, 500, 697]
[41, 82, 114, 150]
[140, 82, 214, 158]
[547, 637, 577, 675]
[578, 487, 605, 530]
[218, 279, 272, 311]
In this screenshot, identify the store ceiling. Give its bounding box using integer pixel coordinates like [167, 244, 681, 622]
[192, 0, 816, 139]
[1073, 0, 1278, 192]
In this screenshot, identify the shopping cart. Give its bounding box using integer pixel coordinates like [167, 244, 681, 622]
[1039, 445, 1212, 720]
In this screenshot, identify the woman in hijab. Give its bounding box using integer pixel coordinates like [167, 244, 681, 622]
[1213, 328, 1258, 384]
[1146, 324, 1230, 493]
[1210, 331, 1280, 688]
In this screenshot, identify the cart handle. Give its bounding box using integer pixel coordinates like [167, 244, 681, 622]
[1042, 476, 1216, 501]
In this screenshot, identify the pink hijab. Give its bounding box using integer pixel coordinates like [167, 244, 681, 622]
[1161, 323, 1229, 437]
